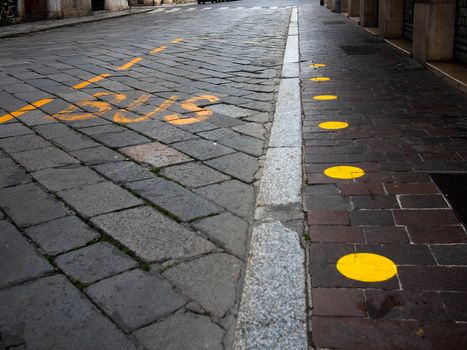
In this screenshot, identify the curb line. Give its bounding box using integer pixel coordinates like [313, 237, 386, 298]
[233, 6, 308, 350]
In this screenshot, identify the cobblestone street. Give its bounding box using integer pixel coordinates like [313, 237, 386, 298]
[1, 0, 467, 349]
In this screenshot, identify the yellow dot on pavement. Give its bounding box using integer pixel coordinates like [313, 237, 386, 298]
[319, 121, 349, 130]
[324, 165, 365, 179]
[309, 63, 326, 68]
[310, 77, 331, 82]
[337, 253, 397, 282]
[313, 95, 338, 101]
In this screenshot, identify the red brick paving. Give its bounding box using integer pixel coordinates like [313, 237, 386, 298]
[301, 3, 467, 349]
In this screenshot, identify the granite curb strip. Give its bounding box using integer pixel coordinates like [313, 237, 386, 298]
[233, 6, 308, 350]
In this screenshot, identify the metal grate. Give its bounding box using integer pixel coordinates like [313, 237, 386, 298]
[431, 173, 467, 226]
[339, 45, 380, 55]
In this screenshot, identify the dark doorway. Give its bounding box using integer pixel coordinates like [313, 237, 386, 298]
[24, 0, 47, 21]
[92, 0, 105, 11]
[431, 173, 467, 226]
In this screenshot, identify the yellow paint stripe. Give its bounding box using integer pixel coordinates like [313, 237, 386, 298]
[117, 57, 143, 71]
[171, 38, 184, 44]
[0, 98, 53, 124]
[150, 46, 167, 55]
[310, 77, 331, 82]
[73, 74, 110, 89]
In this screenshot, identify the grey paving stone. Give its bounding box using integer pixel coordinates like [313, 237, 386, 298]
[194, 212, 248, 258]
[70, 146, 125, 165]
[196, 128, 237, 142]
[0, 183, 69, 227]
[93, 130, 150, 148]
[0, 158, 30, 188]
[128, 177, 222, 222]
[0, 275, 136, 349]
[14, 109, 56, 126]
[32, 165, 104, 192]
[0, 134, 51, 153]
[134, 313, 224, 350]
[209, 104, 256, 118]
[127, 119, 197, 144]
[220, 134, 264, 157]
[33, 123, 75, 139]
[232, 122, 267, 140]
[91, 206, 215, 262]
[161, 162, 230, 188]
[163, 253, 242, 318]
[11, 146, 79, 171]
[55, 242, 137, 284]
[208, 113, 245, 128]
[58, 181, 143, 219]
[171, 139, 235, 161]
[93, 161, 153, 183]
[205, 152, 259, 183]
[26, 216, 100, 255]
[120, 142, 192, 168]
[195, 180, 255, 219]
[0, 210, 4, 220]
[52, 133, 100, 151]
[79, 124, 126, 136]
[86, 269, 187, 332]
[0, 123, 33, 139]
[0, 220, 53, 288]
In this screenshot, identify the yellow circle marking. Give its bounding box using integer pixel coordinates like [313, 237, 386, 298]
[324, 165, 365, 179]
[313, 95, 338, 101]
[319, 121, 349, 130]
[310, 77, 331, 82]
[337, 253, 397, 282]
[309, 63, 326, 68]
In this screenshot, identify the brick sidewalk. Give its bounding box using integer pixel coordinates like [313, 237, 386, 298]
[300, 3, 467, 349]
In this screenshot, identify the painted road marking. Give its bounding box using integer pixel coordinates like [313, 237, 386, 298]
[310, 77, 330, 82]
[337, 253, 397, 282]
[164, 95, 219, 125]
[73, 74, 110, 89]
[319, 121, 348, 130]
[324, 165, 365, 179]
[0, 98, 53, 124]
[270, 6, 278, 9]
[150, 46, 167, 55]
[201, 7, 212, 10]
[171, 38, 184, 44]
[219, 7, 229, 10]
[166, 8, 181, 12]
[149, 8, 165, 13]
[313, 95, 338, 100]
[309, 63, 326, 68]
[117, 57, 143, 71]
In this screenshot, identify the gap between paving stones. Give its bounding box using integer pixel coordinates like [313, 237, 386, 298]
[233, 6, 308, 350]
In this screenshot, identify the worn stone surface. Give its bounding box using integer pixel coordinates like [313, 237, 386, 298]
[0, 134, 51, 153]
[25, 216, 100, 255]
[206, 152, 259, 183]
[163, 253, 242, 317]
[91, 206, 215, 262]
[0, 275, 136, 349]
[134, 313, 224, 350]
[0, 158, 30, 188]
[55, 242, 138, 284]
[193, 212, 248, 258]
[120, 141, 192, 168]
[92, 161, 154, 183]
[128, 177, 222, 221]
[70, 146, 125, 165]
[172, 139, 235, 161]
[58, 181, 143, 218]
[209, 104, 256, 118]
[0, 183, 69, 227]
[0, 221, 53, 288]
[161, 162, 230, 188]
[32, 165, 104, 192]
[11, 146, 79, 171]
[194, 180, 255, 219]
[86, 269, 187, 332]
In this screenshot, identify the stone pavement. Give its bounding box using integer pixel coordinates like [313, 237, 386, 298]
[0, 1, 297, 348]
[300, 2, 467, 349]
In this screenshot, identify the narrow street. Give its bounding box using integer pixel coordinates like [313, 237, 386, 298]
[0, 0, 467, 349]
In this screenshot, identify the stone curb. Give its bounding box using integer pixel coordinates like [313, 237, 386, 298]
[233, 6, 308, 350]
